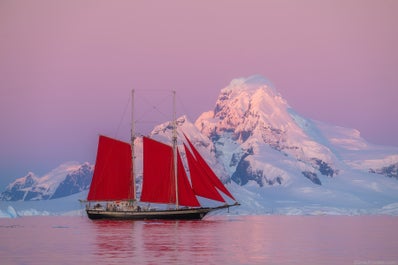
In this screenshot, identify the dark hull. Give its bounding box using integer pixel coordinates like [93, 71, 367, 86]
[86, 204, 234, 220]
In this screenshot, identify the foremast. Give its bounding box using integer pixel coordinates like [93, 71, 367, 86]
[172, 90, 179, 209]
[130, 89, 136, 202]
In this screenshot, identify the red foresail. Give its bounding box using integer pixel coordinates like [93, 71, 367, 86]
[141, 137, 174, 204]
[87, 135, 133, 201]
[184, 135, 236, 201]
[184, 143, 226, 202]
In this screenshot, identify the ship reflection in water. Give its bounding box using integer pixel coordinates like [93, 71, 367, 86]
[1, 215, 397, 265]
[89, 215, 398, 265]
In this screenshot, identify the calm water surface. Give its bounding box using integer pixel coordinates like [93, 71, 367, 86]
[1, 215, 397, 265]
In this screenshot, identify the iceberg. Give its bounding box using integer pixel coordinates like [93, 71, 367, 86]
[7, 206, 18, 218]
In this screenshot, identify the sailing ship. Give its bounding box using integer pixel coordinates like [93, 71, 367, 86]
[85, 91, 239, 220]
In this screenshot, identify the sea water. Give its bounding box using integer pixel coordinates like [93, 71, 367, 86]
[0, 215, 397, 265]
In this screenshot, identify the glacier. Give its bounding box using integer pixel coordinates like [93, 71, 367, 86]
[1, 75, 398, 217]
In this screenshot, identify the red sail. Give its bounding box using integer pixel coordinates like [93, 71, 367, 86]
[176, 151, 201, 207]
[141, 137, 174, 204]
[184, 136, 236, 201]
[141, 137, 200, 207]
[184, 143, 226, 202]
[87, 135, 133, 201]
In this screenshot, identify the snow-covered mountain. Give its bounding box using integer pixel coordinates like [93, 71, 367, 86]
[195, 75, 339, 186]
[150, 75, 398, 214]
[1, 75, 398, 216]
[0, 162, 93, 201]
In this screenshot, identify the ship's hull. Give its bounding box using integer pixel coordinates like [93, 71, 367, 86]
[86, 205, 233, 220]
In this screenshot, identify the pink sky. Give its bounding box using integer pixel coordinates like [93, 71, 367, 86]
[0, 0, 397, 185]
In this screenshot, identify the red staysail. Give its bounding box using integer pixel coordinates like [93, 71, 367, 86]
[184, 143, 225, 202]
[184, 136, 236, 201]
[87, 135, 133, 201]
[140, 137, 200, 207]
[176, 151, 201, 207]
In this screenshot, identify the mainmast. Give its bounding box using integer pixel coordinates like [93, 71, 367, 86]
[172, 90, 179, 209]
[131, 89, 136, 201]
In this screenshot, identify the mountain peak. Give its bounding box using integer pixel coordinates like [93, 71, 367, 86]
[227, 75, 276, 91]
[221, 75, 281, 102]
[197, 75, 291, 144]
[196, 75, 340, 187]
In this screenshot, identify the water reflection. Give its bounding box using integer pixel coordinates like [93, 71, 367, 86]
[141, 220, 239, 264]
[91, 219, 231, 264]
[1, 216, 397, 265]
[91, 220, 137, 262]
[87, 216, 398, 265]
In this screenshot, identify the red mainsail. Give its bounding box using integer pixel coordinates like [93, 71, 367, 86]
[87, 135, 133, 201]
[141, 137, 200, 207]
[141, 137, 174, 204]
[184, 135, 236, 201]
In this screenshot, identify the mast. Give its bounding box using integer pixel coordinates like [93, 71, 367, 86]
[172, 90, 179, 209]
[131, 89, 136, 201]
